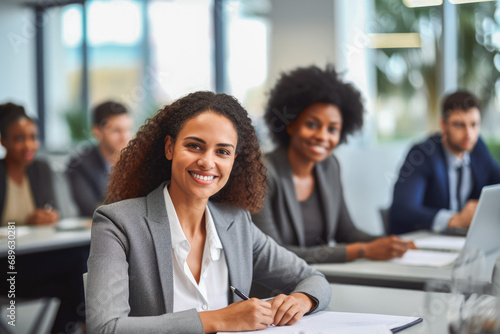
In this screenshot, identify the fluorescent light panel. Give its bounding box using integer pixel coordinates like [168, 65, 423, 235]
[403, 0, 442, 8]
[368, 33, 421, 49]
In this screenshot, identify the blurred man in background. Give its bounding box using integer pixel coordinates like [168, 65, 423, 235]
[389, 91, 500, 234]
[67, 101, 132, 217]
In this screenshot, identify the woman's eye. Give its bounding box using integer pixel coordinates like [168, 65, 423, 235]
[186, 143, 201, 150]
[217, 149, 230, 156]
[306, 122, 318, 129]
[328, 127, 338, 133]
[14, 135, 25, 143]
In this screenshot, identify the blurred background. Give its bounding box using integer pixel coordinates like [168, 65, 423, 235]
[1, 0, 500, 235]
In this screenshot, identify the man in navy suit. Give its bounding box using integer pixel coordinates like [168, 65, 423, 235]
[389, 91, 500, 234]
[66, 101, 132, 216]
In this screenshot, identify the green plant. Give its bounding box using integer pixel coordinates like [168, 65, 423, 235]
[64, 107, 90, 143]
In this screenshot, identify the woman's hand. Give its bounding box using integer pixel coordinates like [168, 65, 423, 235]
[27, 208, 59, 225]
[199, 298, 273, 333]
[364, 235, 411, 260]
[269, 293, 314, 326]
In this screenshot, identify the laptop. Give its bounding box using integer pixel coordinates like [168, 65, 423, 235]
[458, 184, 500, 282]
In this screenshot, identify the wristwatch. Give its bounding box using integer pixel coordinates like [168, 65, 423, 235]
[359, 246, 365, 259]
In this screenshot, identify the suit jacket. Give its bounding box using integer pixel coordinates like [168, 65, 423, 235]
[66, 145, 109, 217]
[0, 159, 57, 219]
[86, 182, 331, 334]
[389, 134, 500, 234]
[251, 148, 375, 264]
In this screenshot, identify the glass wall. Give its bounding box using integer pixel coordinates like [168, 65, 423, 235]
[370, 0, 500, 162]
[371, 0, 441, 141]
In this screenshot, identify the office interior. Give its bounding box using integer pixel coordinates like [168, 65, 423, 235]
[1, 0, 500, 333]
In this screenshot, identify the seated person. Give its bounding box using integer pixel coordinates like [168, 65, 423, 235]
[0, 102, 58, 226]
[86, 91, 331, 333]
[389, 91, 500, 235]
[251, 65, 412, 263]
[66, 101, 132, 217]
[0, 102, 87, 333]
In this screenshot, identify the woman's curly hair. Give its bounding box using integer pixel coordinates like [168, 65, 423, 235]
[105, 91, 267, 213]
[264, 64, 364, 148]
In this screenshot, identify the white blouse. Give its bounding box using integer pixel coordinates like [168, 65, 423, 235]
[163, 185, 229, 313]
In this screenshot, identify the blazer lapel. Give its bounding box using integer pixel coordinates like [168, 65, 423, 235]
[208, 202, 237, 303]
[315, 161, 337, 240]
[273, 148, 306, 246]
[144, 183, 175, 313]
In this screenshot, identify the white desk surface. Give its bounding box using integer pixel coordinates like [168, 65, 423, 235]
[313, 231, 454, 289]
[0, 218, 91, 256]
[329, 283, 449, 334]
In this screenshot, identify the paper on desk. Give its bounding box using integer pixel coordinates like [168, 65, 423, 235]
[220, 311, 420, 334]
[389, 249, 459, 267]
[413, 235, 465, 251]
[0, 226, 31, 238]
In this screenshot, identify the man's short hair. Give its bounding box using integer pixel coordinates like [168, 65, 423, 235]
[442, 90, 480, 121]
[93, 101, 128, 127]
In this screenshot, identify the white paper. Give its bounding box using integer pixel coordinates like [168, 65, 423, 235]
[0, 226, 31, 238]
[389, 249, 459, 267]
[413, 235, 465, 251]
[219, 311, 420, 334]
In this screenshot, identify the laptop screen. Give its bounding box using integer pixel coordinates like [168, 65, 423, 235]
[461, 184, 500, 282]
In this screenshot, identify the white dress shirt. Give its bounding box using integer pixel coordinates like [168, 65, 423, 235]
[163, 185, 229, 313]
[432, 149, 473, 232]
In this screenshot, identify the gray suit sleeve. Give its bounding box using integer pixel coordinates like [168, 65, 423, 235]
[249, 212, 331, 313]
[86, 209, 204, 334]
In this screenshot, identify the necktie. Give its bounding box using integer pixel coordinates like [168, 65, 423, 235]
[456, 165, 463, 211]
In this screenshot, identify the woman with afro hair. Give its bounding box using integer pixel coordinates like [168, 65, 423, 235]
[86, 91, 331, 333]
[252, 65, 413, 264]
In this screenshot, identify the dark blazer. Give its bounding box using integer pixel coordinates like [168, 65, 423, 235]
[252, 147, 376, 264]
[389, 134, 500, 234]
[0, 159, 57, 219]
[86, 182, 331, 333]
[66, 145, 109, 217]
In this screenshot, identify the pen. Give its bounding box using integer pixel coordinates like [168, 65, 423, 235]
[230, 285, 249, 300]
[230, 286, 276, 327]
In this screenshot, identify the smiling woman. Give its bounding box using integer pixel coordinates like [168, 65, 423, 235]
[0, 102, 59, 226]
[86, 91, 331, 333]
[252, 65, 414, 265]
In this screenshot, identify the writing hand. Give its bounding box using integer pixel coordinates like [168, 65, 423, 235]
[27, 208, 59, 225]
[364, 235, 411, 260]
[199, 298, 273, 333]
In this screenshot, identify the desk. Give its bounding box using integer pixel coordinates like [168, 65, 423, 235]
[0, 218, 91, 257]
[313, 231, 453, 290]
[314, 259, 452, 290]
[0, 218, 90, 332]
[329, 283, 449, 333]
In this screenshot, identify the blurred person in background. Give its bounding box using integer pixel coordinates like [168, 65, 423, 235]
[0, 102, 58, 226]
[389, 91, 500, 235]
[1, 102, 87, 333]
[66, 101, 132, 217]
[252, 65, 412, 265]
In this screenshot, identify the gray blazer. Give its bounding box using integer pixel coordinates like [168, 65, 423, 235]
[86, 182, 331, 334]
[252, 147, 376, 263]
